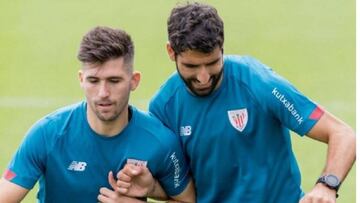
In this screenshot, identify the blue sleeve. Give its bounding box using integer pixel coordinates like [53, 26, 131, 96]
[149, 73, 183, 132]
[240, 56, 323, 136]
[155, 128, 190, 196]
[149, 91, 172, 129]
[4, 120, 48, 189]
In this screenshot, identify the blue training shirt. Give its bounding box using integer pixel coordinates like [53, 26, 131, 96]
[149, 55, 324, 203]
[4, 101, 190, 202]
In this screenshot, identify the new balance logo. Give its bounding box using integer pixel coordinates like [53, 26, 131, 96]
[180, 126, 192, 136]
[68, 161, 87, 171]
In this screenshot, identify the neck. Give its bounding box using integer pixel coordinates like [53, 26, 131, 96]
[87, 105, 129, 137]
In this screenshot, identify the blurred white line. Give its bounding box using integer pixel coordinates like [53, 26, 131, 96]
[0, 97, 149, 109]
[0, 97, 78, 108]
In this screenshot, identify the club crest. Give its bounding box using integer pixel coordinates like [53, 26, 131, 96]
[227, 108, 248, 132]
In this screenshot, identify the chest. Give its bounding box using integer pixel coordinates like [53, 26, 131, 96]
[173, 86, 284, 162]
[176, 87, 261, 142]
[41, 132, 159, 200]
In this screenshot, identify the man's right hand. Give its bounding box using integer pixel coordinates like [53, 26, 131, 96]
[112, 164, 157, 198]
[109, 164, 195, 203]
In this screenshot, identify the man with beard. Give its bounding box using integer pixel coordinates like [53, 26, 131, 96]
[113, 2, 355, 203]
[0, 26, 194, 203]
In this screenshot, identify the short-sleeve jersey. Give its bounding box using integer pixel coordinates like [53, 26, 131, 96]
[3, 101, 190, 202]
[149, 55, 324, 203]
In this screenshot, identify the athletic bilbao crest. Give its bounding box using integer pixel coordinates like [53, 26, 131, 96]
[228, 108, 248, 132]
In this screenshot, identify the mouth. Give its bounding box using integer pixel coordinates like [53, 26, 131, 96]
[196, 86, 211, 91]
[193, 82, 212, 91]
[96, 102, 113, 110]
[191, 85, 213, 95]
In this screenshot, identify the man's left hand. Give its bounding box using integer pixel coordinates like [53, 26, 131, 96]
[299, 183, 337, 203]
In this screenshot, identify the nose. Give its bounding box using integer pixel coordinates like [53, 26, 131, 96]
[98, 82, 110, 98]
[196, 66, 211, 85]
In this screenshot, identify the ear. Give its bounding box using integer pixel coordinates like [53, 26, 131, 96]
[130, 71, 141, 91]
[78, 69, 85, 88]
[166, 42, 176, 61]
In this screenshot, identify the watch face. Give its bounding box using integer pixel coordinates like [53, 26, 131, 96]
[325, 174, 340, 187]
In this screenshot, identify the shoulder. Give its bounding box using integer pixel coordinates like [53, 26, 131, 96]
[224, 55, 285, 92]
[40, 102, 83, 126]
[131, 107, 179, 147]
[224, 55, 273, 78]
[12, 102, 85, 166]
[223, 55, 287, 112]
[149, 72, 183, 108]
[28, 102, 84, 138]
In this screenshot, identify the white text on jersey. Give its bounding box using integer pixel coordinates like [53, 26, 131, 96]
[68, 161, 87, 171]
[170, 152, 180, 188]
[272, 87, 304, 125]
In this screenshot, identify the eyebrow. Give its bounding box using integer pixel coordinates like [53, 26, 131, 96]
[181, 57, 221, 67]
[86, 76, 98, 80]
[85, 76, 123, 80]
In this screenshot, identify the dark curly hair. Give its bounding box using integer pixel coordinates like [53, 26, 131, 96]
[167, 2, 224, 55]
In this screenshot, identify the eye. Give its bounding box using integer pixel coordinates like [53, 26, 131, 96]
[108, 77, 123, 83]
[87, 77, 99, 84]
[109, 78, 120, 83]
[184, 64, 198, 69]
[207, 60, 218, 66]
[206, 58, 221, 67]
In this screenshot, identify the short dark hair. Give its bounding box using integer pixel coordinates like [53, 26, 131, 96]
[77, 26, 134, 67]
[167, 2, 224, 55]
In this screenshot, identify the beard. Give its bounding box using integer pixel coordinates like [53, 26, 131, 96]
[93, 105, 121, 122]
[89, 97, 129, 123]
[177, 65, 224, 97]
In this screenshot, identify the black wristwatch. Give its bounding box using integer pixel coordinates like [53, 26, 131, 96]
[316, 174, 341, 198]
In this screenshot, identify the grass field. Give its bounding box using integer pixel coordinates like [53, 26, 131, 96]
[0, 0, 355, 202]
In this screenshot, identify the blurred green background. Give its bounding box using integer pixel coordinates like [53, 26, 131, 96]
[0, 0, 355, 202]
